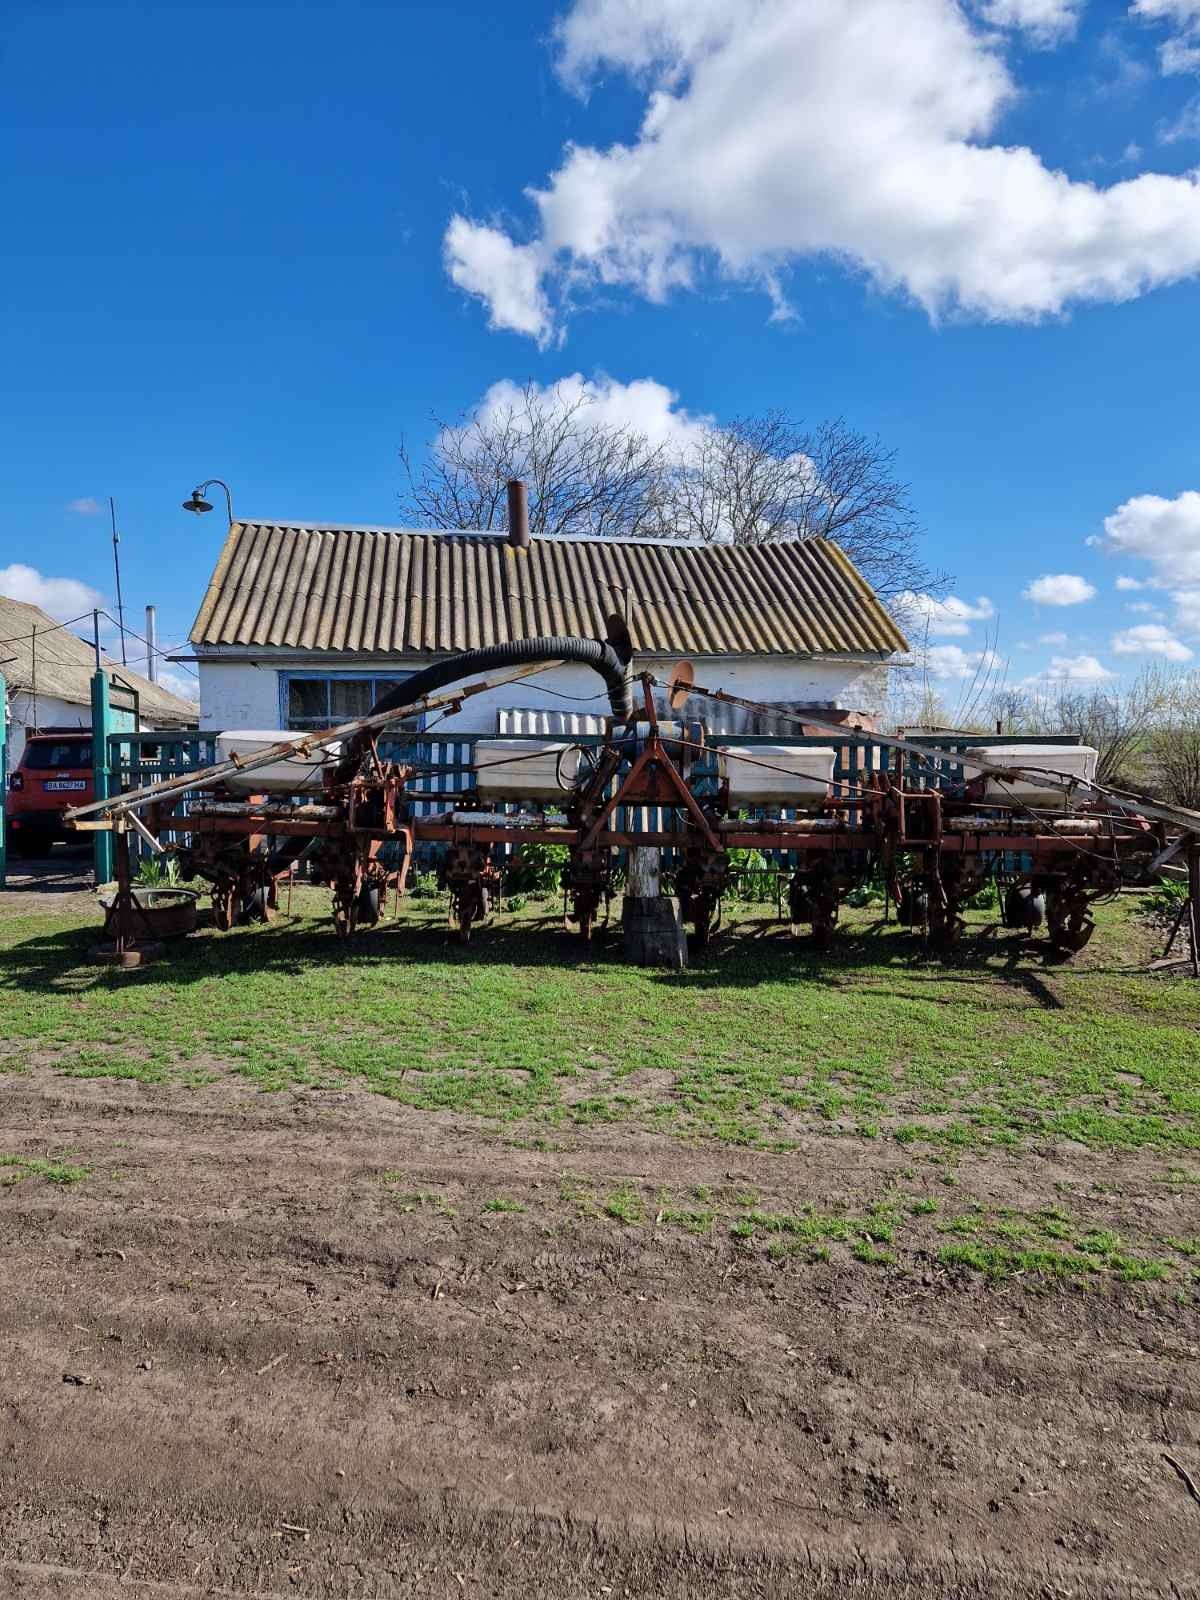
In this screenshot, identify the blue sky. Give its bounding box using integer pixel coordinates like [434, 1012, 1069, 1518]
[4, 0, 1200, 705]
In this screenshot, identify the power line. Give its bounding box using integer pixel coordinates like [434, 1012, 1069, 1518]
[101, 613, 199, 681]
[0, 611, 97, 650]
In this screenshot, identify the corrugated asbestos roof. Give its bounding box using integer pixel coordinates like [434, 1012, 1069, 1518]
[190, 524, 908, 658]
[0, 595, 198, 723]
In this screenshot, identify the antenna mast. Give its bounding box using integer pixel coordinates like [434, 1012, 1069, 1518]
[109, 496, 127, 665]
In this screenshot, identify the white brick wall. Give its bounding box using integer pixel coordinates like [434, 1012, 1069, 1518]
[196, 653, 890, 737]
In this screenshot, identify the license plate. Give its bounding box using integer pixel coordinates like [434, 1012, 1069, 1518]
[43, 779, 87, 792]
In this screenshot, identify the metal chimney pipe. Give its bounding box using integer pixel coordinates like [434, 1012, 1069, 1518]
[506, 479, 530, 549]
[145, 605, 158, 684]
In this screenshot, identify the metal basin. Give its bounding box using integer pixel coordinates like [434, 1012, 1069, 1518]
[98, 886, 200, 940]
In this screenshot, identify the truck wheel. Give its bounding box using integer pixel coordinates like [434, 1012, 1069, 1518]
[12, 831, 50, 860]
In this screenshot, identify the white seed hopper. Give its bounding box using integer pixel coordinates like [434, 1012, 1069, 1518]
[964, 744, 1099, 809]
[719, 745, 837, 810]
[474, 739, 581, 801]
[215, 730, 343, 796]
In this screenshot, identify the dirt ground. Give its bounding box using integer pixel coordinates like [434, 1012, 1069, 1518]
[1, 1057, 1197, 1600]
[0, 843, 96, 919]
[3, 853, 1199, 1596]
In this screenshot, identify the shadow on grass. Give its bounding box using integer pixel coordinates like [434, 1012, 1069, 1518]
[2, 900, 1118, 1010]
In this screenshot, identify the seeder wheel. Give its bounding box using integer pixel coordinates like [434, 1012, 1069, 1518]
[453, 883, 489, 944]
[356, 882, 382, 928]
[332, 879, 359, 939]
[240, 883, 271, 924]
[1047, 895, 1095, 953]
[212, 884, 237, 932]
[927, 896, 964, 952]
[570, 887, 602, 943]
[810, 893, 839, 950]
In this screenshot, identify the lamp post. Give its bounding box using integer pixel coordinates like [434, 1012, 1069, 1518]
[182, 478, 235, 524]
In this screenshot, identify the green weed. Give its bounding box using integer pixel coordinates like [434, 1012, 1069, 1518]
[0, 1154, 88, 1186]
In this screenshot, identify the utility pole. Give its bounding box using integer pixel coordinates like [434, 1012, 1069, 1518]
[109, 496, 127, 665]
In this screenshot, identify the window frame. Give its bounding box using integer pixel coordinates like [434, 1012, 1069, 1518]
[278, 671, 426, 734]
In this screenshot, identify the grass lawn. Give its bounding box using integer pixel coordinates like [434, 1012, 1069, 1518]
[3, 886, 1199, 1287]
[4, 888, 1198, 1153]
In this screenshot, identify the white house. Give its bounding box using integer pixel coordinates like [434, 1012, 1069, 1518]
[0, 594, 197, 767]
[186, 520, 907, 738]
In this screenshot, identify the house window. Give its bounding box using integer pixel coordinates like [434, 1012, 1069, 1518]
[282, 674, 424, 733]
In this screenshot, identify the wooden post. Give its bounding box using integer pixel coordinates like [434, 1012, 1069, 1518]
[622, 845, 685, 968]
[627, 845, 660, 898]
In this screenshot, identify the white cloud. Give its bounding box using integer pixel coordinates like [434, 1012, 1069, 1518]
[927, 644, 1002, 678]
[1114, 574, 1145, 589]
[447, 0, 1200, 342]
[1022, 653, 1116, 684]
[65, 496, 101, 516]
[1038, 629, 1069, 644]
[443, 217, 554, 344]
[0, 563, 104, 622]
[1113, 617, 1196, 656]
[1099, 489, 1200, 638]
[155, 667, 198, 702]
[893, 591, 995, 637]
[1111, 621, 1195, 659]
[1101, 489, 1200, 585]
[1023, 572, 1097, 605]
[1126, 599, 1162, 614]
[1132, 0, 1200, 74]
[466, 371, 712, 453]
[1161, 95, 1200, 141]
[978, 0, 1083, 45]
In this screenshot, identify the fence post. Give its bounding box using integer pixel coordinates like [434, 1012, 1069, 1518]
[90, 671, 113, 885]
[0, 670, 7, 889]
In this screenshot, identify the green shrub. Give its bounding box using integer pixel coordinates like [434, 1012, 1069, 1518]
[727, 847, 776, 902]
[506, 842, 569, 896]
[409, 869, 443, 900]
[134, 854, 181, 887]
[1141, 879, 1187, 920]
[845, 882, 885, 908]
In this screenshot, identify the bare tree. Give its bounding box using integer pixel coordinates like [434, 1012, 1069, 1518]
[649, 414, 937, 600]
[1147, 672, 1200, 810]
[400, 391, 938, 602]
[399, 382, 668, 541]
[987, 667, 1173, 787]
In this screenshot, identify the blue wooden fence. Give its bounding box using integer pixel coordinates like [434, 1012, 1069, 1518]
[107, 729, 1078, 874]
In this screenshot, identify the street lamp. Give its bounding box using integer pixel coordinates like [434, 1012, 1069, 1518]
[182, 478, 234, 523]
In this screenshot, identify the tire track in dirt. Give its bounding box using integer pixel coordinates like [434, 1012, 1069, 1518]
[2, 1069, 1199, 1595]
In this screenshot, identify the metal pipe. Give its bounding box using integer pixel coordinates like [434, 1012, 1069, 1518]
[64, 659, 559, 824]
[506, 479, 530, 549]
[145, 606, 158, 684]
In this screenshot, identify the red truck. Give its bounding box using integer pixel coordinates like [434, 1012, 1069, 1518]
[5, 729, 94, 858]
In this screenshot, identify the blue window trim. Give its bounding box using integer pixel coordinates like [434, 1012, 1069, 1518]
[277, 670, 426, 731]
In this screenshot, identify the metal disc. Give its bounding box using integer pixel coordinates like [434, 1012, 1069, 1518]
[665, 660, 695, 711]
